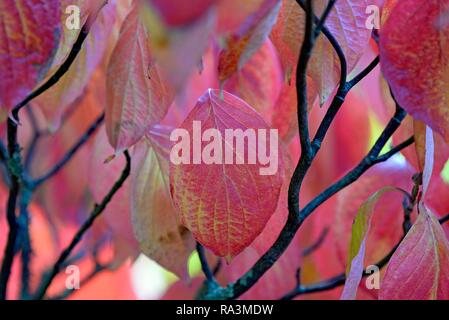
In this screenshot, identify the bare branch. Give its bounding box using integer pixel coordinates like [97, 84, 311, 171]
[33, 151, 131, 300]
[32, 113, 105, 188]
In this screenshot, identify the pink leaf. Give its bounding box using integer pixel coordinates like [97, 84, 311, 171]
[379, 204, 449, 300]
[0, 0, 61, 111]
[106, 4, 174, 153]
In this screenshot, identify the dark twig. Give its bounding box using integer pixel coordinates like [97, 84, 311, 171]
[18, 187, 33, 299]
[0, 117, 22, 300]
[281, 241, 400, 300]
[347, 56, 380, 89]
[196, 243, 215, 283]
[32, 113, 105, 188]
[402, 173, 422, 234]
[281, 206, 449, 300]
[439, 214, 449, 224]
[33, 151, 131, 300]
[313, 0, 336, 39]
[302, 227, 330, 257]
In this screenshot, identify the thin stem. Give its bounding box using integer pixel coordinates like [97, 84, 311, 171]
[296, 0, 314, 157]
[32, 113, 105, 188]
[33, 151, 131, 300]
[347, 56, 380, 89]
[439, 214, 449, 224]
[302, 227, 330, 257]
[18, 187, 33, 299]
[314, 0, 336, 39]
[0, 118, 22, 300]
[196, 243, 215, 283]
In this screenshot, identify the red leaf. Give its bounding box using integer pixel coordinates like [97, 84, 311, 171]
[334, 163, 413, 280]
[380, 0, 449, 142]
[169, 89, 283, 260]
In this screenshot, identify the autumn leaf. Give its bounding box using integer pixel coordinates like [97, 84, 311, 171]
[106, 4, 174, 153]
[217, 0, 281, 83]
[0, 0, 61, 111]
[169, 89, 283, 260]
[131, 125, 195, 278]
[334, 163, 413, 281]
[379, 204, 449, 300]
[223, 40, 282, 120]
[380, 0, 449, 142]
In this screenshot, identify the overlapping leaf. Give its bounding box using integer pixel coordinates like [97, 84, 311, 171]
[218, 0, 281, 83]
[379, 204, 449, 299]
[35, 1, 116, 129]
[224, 40, 282, 120]
[0, 0, 61, 111]
[106, 4, 174, 153]
[131, 126, 195, 278]
[341, 187, 405, 300]
[170, 89, 283, 260]
[380, 0, 449, 142]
